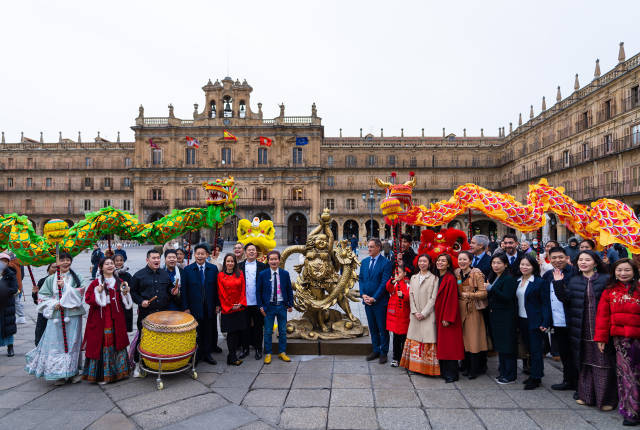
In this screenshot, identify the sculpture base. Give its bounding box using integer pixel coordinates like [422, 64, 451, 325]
[285, 311, 369, 341]
[271, 335, 373, 356]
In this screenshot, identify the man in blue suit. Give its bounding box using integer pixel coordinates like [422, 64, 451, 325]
[359, 238, 393, 363]
[181, 243, 221, 364]
[257, 250, 294, 364]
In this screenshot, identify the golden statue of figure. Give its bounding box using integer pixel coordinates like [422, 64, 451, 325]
[280, 209, 367, 340]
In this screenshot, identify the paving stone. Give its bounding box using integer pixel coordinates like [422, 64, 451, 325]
[280, 407, 327, 429]
[132, 392, 228, 429]
[454, 374, 500, 390]
[334, 355, 366, 361]
[475, 409, 539, 430]
[0, 375, 33, 389]
[213, 387, 249, 404]
[425, 408, 485, 430]
[195, 371, 219, 385]
[285, 388, 330, 407]
[101, 376, 159, 401]
[525, 408, 596, 429]
[332, 373, 371, 389]
[506, 389, 567, 409]
[115, 377, 208, 415]
[377, 407, 430, 430]
[374, 389, 420, 407]
[291, 373, 331, 389]
[575, 409, 621, 430]
[328, 406, 378, 429]
[260, 360, 298, 373]
[333, 360, 370, 374]
[162, 404, 257, 430]
[86, 411, 137, 430]
[372, 373, 413, 389]
[236, 421, 277, 430]
[368, 362, 407, 374]
[242, 389, 288, 407]
[550, 388, 585, 410]
[246, 406, 281, 424]
[225, 359, 264, 373]
[410, 374, 455, 389]
[252, 372, 294, 389]
[212, 372, 258, 389]
[297, 359, 333, 374]
[330, 388, 374, 406]
[461, 389, 519, 408]
[0, 409, 105, 430]
[417, 389, 468, 408]
[10, 378, 56, 393]
[23, 389, 114, 412]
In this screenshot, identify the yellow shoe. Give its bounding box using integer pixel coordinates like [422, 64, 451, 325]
[278, 352, 291, 362]
[264, 354, 272, 364]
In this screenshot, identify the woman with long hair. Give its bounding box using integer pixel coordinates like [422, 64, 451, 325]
[400, 254, 440, 376]
[565, 250, 617, 411]
[487, 253, 518, 384]
[516, 254, 551, 390]
[385, 263, 411, 367]
[113, 254, 134, 332]
[595, 258, 640, 425]
[434, 253, 465, 383]
[456, 251, 488, 379]
[217, 253, 247, 366]
[82, 257, 133, 384]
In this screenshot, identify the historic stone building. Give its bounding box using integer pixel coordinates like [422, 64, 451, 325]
[1, 43, 639, 245]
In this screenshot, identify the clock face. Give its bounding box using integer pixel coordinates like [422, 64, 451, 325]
[223, 119, 230, 126]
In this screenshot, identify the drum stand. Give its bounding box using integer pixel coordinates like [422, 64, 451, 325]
[137, 345, 198, 390]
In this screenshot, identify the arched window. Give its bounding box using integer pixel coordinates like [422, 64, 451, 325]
[209, 100, 216, 118]
[239, 100, 246, 118]
[223, 95, 233, 118]
[292, 188, 304, 200]
[255, 187, 268, 200]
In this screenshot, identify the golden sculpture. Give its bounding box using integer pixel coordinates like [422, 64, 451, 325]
[280, 209, 367, 340]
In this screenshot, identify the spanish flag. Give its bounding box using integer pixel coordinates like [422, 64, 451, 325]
[223, 130, 237, 141]
[259, 136, 273, 147]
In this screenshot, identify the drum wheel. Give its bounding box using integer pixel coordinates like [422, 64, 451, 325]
[192, 371, 198, 380]
[156, 381, 164, 390]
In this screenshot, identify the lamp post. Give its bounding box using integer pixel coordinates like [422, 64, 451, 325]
[362, 188, 381, 239]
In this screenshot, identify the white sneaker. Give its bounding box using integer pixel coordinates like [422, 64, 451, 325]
[16, 317, 26, 324]
[133, 364, 142, 378]
[70, 375, 82, 384]
[390, 360, 399, 367]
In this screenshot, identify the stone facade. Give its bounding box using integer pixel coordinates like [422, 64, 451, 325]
[2, 44, 639, 245]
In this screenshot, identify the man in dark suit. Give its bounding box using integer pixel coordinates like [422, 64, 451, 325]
[239, 243, 268, 360]
[359, 238, 393, 363]
[470, 234, 492, 279]
[398, 233, 416, 276]
[502, 233, 523, 277]
[181, 243, 221, 364]
[257, 250, 294, 364]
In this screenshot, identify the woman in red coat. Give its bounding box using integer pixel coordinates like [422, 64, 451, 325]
[595, 258, 640, 426]
[218, 253, 247, 366]
[386, 263, 411, 367]
[435, 253, 465, 383]
[82, 257, 132, 384]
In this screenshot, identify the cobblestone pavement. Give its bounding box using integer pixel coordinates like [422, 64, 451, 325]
[0, 246, 625, 429]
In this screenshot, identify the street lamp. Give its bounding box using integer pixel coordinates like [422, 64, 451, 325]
[362, 188, 381, 239]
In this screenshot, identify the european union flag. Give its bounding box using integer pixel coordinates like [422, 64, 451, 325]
[295, 137, 309, 146]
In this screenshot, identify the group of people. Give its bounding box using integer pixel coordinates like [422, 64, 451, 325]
[359, 232, 640, 426]
[1, 241, 296, 387]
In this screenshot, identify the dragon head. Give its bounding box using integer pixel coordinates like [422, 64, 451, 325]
[202, 177, 238, 207]
[376, 172, 416, 221]
[237, 217, 277, 260]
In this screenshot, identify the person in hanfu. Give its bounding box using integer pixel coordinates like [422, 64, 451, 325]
[0, 252, 18, 357]
[82, 256, 133, 384]
[25, 252, 86, 385]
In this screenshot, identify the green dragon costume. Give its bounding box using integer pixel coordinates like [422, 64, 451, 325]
[0, 177, 238, 266]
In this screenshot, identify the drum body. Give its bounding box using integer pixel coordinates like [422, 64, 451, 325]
[139, 311, 198, 371]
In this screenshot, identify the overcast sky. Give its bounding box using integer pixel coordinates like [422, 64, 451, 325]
[1, 1, 639, 143]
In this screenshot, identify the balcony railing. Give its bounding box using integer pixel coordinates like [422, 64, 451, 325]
[140, 199, 169, 209]
[0, 184, 133, 192]
[174, 199, 206, 209]
[283, 199, 311, 209]
[237, 198, 276, 208]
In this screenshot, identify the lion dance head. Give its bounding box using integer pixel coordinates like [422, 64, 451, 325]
[416, 228, 470, 269]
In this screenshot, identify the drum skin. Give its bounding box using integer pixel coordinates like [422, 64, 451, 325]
[139, 311, 198, 371]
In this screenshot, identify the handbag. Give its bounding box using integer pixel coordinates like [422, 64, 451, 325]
[474, 293, 488, 310]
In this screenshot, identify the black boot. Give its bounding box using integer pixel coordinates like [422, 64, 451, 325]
[7, 344, 14, 357]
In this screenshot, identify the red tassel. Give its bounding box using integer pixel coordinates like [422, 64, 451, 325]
[409, 171, 415, 177]
[391, 172, 397, 178]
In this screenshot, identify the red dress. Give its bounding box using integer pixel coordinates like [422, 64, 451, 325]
[435, 272, 465, 360]
[385, 278, 411, 334]
[83, 278, 130, 360]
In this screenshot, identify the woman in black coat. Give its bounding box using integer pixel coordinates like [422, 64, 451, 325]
[487, 253, 518, 384]
[560, 250, 617, 411]
[0, 252, 18, 357]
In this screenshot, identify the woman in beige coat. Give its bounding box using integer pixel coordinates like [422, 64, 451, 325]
[455, 251, 488, 379]
[400, 254, 440, 376]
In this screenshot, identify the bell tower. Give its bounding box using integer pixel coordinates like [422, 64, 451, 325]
[196, 77, 257, 123]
